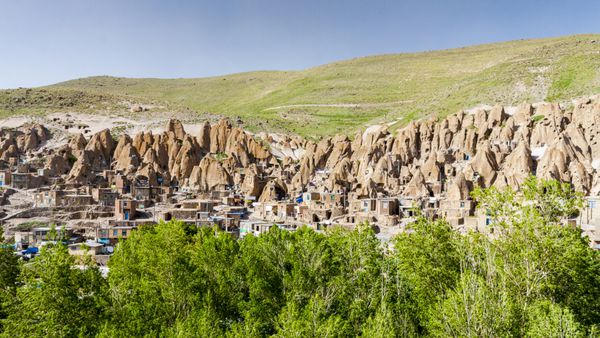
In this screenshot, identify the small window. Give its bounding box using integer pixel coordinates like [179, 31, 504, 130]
[460, 201, 465, 208]
[589, 201, 597, 209]
[113, 230, 118, 237]
[122, 230, 127, 236]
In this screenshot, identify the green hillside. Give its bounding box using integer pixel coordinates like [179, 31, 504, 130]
[2, 34, 600, 137]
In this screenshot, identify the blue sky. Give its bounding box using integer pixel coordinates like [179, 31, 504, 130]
[0, 0, 599, 88]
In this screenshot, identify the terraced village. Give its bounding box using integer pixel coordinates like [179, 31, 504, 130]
[2, 90, 600, 264]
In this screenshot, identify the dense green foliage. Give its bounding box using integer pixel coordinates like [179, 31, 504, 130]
[1, 177, 599, 337]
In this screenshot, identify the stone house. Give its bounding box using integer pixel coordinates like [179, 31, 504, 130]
[68, 240, 104, 256]
[115, 199, 137, 221]
[439, 199, 476, 227]
[31, 227, 74, 245]
[376, 198, 399, 216]
[33, 189, 92, 207]
[578, 196, 600, 247]
[96, 226, 136, 245]
[11, 172, 35, 189]
[92, 188, 119, 207]
[277, 202, 296, 220]
[33, 190, 62, 207]
[62, 193, 94, 206]
[0, 170, 11, 186]
[112, 174, 131, 194]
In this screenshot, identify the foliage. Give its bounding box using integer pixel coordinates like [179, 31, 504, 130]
[1, 244, 108, 337]
[525, 300, 584, 338]
[531, 114, 545, 123]
[0, 228, 19, 333]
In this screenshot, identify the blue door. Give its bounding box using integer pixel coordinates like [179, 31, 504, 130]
[124, 211, 129, 220]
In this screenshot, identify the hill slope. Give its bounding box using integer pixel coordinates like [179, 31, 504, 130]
[3, 34, 600, 137]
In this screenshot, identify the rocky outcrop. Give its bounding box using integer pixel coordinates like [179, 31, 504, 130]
[11, 95, 600, 202]
[166, 119, 186, 140]
[45, 153, 70, 176]
[188, 156, 232, 191]
[84, 129, 115, 169]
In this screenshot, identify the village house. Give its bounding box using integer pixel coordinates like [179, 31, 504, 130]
[10, 172, 34, 189]
[68, 240, 105, 256]
[14, 231, 33, 250]
[33, 189, 93, 207]
[33, 190, 61, 207]
[375, 197, 400, 226]
[92, 187, 119, 207]
[0, 170, 11, 186]
[61, 193, 94, 206]
[115, 199, 137, 221]
[439, 199, 476, 226]
[112, 174, 131, 194]
[277, 202, 296, 220]
[96, 225, 136, 245]
[211, 189, 233, 200]
[240, 220, 275, 236]
[254, 201, 278, 220]
[208, 216, 240, 238]
[301, 192, 321, 205]
[31, 226, 74, 245]
[319, 192, 345, 208]
[578, 196, 600, 247]
[463, 208, 493, 233]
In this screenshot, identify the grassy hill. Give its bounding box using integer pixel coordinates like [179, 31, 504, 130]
[2, 34, 600, 137]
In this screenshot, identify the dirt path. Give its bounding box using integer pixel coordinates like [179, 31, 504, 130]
[263, 100, 414, 111]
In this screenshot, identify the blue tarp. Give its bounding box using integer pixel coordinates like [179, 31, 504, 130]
[21, 247, 39, 255]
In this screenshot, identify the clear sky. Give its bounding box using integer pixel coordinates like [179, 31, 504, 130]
[1, 0, 599, 89]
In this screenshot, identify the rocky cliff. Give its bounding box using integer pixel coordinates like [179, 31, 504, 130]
[5, 95, 600, 202]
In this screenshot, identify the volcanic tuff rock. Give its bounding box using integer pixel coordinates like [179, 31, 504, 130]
[5, 95, 600, 203]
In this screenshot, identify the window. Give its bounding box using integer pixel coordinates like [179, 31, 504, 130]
[122, 230, 127, 236]
[113, 230, 118, 237]
[589, 201, 597, 209]
[382, 201, 389, 209]
[460, 201, 465, 208]
[363, 201, 369, 207]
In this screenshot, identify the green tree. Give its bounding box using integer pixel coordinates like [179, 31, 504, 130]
[190, 227, 245, 332]
[474, 177, 600, 329]
[1, 243, 107, 337]
[526, 300, 584, 338]
[237, 226, 292, 336]
[393, 216, 461, 331]
[0, 227, 19, 333]
[427, 272, 514, 337]
[275, 295, 349, 337]
[163, 306, 225, 338]
[106, 220, 197, 336]
[325, 222, 385, 334]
